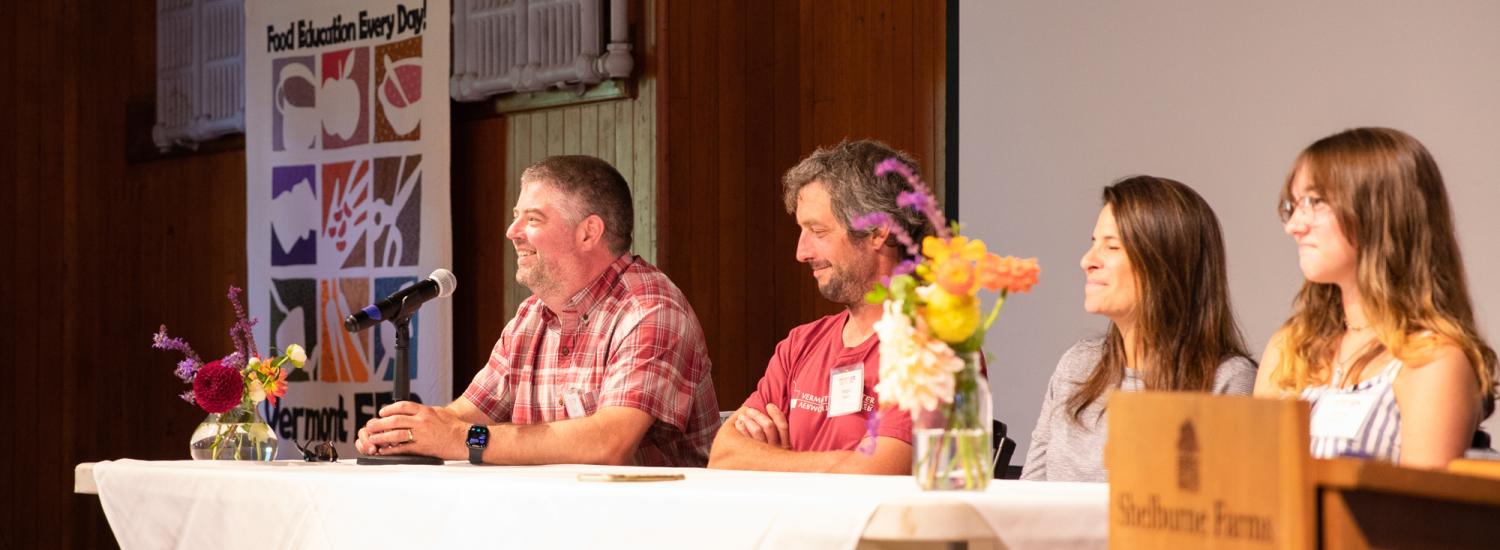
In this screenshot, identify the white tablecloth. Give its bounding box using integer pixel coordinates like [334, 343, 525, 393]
[88, 460, 1106, 549]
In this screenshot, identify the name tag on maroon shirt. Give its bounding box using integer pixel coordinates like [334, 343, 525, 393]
[828, 363, 864, 418]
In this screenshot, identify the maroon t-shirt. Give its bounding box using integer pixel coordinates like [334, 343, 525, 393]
[741, 311, 914, 451]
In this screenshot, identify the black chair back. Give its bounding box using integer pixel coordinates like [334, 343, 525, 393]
[992, 420, 1019, 479]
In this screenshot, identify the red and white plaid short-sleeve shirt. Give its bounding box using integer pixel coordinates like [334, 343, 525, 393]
[462, 255, 719, 467]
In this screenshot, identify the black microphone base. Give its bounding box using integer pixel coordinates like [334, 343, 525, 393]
[356, 454, 445, 466]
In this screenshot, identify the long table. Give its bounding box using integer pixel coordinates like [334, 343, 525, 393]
[75, 460, 1106, 550]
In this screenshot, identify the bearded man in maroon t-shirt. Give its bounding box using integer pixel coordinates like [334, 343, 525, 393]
[708, 140, 937, 474]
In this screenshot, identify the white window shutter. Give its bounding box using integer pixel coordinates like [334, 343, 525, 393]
[451, 0, 633, 102]
[154, 0, 246, 151]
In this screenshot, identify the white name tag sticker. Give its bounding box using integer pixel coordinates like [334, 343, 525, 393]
[827, 363, 865, 418]
[1310, 391, 1376, 440]
[563, 391, 587, 418]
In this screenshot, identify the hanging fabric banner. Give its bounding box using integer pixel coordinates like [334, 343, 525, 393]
[246, 0, 451, 459]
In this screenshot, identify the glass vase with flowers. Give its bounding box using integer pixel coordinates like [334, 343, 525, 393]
[153, 286, 306, 460]
[854, 160, 1040, 490]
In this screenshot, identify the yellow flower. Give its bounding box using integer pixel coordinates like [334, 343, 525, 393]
[924, 287, 980, 343]
[922, 235, 987, 262]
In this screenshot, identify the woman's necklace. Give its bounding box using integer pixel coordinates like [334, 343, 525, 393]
[1331, 331, 1375, 388]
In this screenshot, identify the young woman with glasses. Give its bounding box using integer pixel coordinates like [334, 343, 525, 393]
[1253, 127, 1496, 468]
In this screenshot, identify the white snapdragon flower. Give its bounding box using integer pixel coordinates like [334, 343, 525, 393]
[873, 300, 964, 415]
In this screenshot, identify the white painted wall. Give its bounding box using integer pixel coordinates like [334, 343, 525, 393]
[960, 0, 1500, 463]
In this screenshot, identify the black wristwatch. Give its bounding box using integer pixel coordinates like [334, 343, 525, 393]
[466, 424, 490, 465]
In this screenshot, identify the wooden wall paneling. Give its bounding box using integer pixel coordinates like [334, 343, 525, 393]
[595, 103, 615, 165]
[890, 0, 917, 157]
[451, 118, 509, 393]
[624, 0, 654, 263]
[714, 0, 749, 409]
[546, 109, 564, 155]
[38, 0, 70, 530]
[613, 99, 634, 225]
[564, 106, 581, 153]
[579, 105, 598, 158]
[686, 0, 721, 397]
[768, 0, 806, 349]
[2, 1, 16, 545]
[741, 0, 778, 404]
[656, 0, 686, 296]
[56, 0, 84, 539]
[630, 61, 655, 262]
[913, 1, 939, 201]
[0, 2, 18, 544]
[12, 0, 50, 545]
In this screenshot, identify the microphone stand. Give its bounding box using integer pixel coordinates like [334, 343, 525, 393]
[357, 294, 444, 465]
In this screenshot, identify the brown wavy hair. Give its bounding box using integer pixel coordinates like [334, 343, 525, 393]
[1271, 128, 1496, 413]
[781, 139, 936, 251]
[1067, 176, 1252, 424]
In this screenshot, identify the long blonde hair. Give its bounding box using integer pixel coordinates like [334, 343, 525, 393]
[1273, 128, 1496, 414]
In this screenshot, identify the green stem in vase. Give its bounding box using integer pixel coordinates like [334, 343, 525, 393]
[210, 416, 227, 460]
[965, 433, 975, 488]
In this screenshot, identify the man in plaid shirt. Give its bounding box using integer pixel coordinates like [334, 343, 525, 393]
[708, 140, 936, 474]
[356, 155, 718, 466]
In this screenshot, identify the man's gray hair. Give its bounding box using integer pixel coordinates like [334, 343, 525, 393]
[782, 139, 935, 248]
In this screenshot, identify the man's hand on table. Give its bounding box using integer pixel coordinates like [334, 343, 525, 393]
[355, 401, 468, 460]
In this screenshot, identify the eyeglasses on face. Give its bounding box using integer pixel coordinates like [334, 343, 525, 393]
[1278, 195, 1328, 224]
[294, 438, 340, 462]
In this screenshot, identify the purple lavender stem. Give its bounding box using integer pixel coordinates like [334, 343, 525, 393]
[851, 211, 921, 259]
[221, 351, 245, 371]
[876, 158, 949, 239]
[896, 191, 931, 211]
[152, 325, 202, 363]
[227, 286, 260, 359]
[857, 410, 883, 456]
[174, 358, 200, 382]
[893, 259, 919, 277]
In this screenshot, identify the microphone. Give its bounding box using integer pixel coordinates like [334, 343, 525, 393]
[343, 269, 456, 332]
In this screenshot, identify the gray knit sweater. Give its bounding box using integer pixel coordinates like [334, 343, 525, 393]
[1020, 337, 1257, 482]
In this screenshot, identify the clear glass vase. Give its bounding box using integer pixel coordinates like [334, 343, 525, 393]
[189, 398, 279, 461]
[911, 352, 993, 490]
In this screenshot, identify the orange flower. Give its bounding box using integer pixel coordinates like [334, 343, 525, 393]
[933, 256, 977, 295]
[264, 366, 290, 405]
[978, 255, 1040, 293]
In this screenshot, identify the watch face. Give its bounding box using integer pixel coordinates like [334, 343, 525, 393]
[466, 425, 489, 448]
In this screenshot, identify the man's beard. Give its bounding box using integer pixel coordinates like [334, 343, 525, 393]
[515, 256, 558, 297]
[815, 256, 877, 306]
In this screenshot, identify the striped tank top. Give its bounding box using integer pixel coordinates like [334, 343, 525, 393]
[1301, 359, 1403, 462]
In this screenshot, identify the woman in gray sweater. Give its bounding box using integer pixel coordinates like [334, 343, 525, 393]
[1021, 176, 1257, 482]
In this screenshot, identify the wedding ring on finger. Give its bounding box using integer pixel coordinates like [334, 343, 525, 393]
[406, 428, 415, 443]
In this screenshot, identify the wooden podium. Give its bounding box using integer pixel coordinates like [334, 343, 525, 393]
[1106, 392, 1313, 548]
[1107, 392, 1500, 549]
[1315, 458, 1500, 548]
